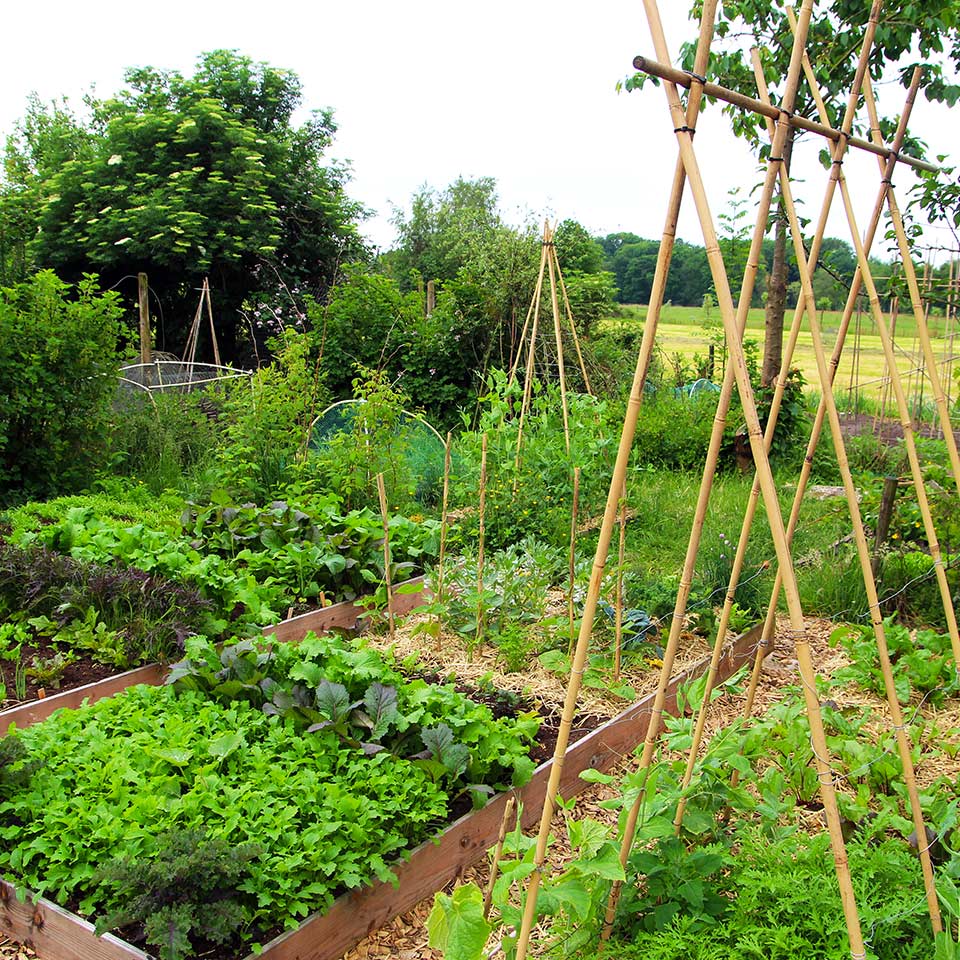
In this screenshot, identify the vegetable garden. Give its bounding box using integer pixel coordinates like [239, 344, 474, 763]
[2, 2, 960, 960]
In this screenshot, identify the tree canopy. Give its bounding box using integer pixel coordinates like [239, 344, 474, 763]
[1, 50, 367, 361]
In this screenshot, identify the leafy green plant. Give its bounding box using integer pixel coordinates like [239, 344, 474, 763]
[168, 631, 540, 797]
[831, 618, 959, 706]
[422, 535, 561, 664]
[25, 650, 73, 689]
[94, 829, 261, 960]
[0, 271, 126, 504]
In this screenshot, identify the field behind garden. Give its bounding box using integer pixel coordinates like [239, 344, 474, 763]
[613, 304, 960, 411]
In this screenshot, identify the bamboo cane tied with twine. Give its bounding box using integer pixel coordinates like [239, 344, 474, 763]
[511, 5, 723, 957]
[620, 1, 869, 955]
[861, 72, 960, 498]
[737, 45, 920, 727]
[600, 0, 821, 938]
[752, 51, 942, 930]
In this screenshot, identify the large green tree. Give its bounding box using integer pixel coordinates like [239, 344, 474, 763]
[636, 1, 960, 384]
[2, 50, 367, 362]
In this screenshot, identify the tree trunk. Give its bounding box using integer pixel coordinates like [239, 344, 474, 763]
[762, 209, 788, 387]
[761, 126, 795, 388]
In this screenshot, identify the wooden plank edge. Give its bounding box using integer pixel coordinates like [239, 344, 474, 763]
[245, 623, 764, 960]
[0, 665, 166, 736]
[0, 881, 149, 960]
[0, 579, 431, 737]
[265, 577, 428, 643]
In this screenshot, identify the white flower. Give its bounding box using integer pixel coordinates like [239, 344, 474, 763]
[107, 154, 123, 165]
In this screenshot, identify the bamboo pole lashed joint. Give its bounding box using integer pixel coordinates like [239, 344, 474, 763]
[630, 55, 938, 174]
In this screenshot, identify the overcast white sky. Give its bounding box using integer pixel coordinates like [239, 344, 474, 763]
[1, 1, 957, 259]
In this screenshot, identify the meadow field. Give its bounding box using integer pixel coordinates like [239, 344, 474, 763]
[612, 303, 960, 412]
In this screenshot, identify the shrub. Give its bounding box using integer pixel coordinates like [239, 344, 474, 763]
[0, 271, 125, 503]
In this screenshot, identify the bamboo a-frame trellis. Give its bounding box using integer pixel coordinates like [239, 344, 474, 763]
[513, 3, 957, 958]
[508, 219, 594, 458]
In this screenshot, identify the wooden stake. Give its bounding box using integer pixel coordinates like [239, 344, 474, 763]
[482, 797, 516, 919]
[614, 481, 627, 682]
[567, 467, 582, 652]
[137, 272, 151, 366]
[872, 475, 899, 576]
[475, 433, 488, 655]
[375, 473, 395, 643]
[435, 432, 453, 650]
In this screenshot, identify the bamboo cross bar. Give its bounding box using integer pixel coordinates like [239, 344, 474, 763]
[631, 55, 938, 174]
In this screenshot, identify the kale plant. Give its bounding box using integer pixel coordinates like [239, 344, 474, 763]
[94, 828, 261, 960]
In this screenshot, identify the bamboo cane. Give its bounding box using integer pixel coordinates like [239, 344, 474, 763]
[512, 8, 722, 956]
[203, 277, 222, 368]
[546, 226, 572, 454]
[614, 481, 627, 682]
[834, 154, 960, 674]
[435, 432, 453, 650]
[567, 467, 581, 654]
[738, 20, 919, 728]
[749, 52, 941, 930]
[375, 473, 395, 644]
[603, 0, 821, 933]
[508, 237, 548, 388]
[482, 797, 516, 919]
[475, 433, 488, 657]
[611, 3, 867, 956]
[514, 226, 549, 480]
[554, 253, 595, 396]
[861, 73, 960, 498]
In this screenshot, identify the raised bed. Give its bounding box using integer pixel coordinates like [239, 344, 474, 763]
[0, 577, 431, 728]
[0, 609, 762, 960]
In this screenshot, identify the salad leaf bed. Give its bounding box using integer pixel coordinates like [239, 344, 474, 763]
[0, 631, 540, 959]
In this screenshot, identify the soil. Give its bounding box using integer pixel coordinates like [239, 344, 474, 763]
[0, 636, 130, 708]
[836, 410, 960, 446]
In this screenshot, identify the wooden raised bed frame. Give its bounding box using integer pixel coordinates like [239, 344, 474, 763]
[0, 591, 763, 960]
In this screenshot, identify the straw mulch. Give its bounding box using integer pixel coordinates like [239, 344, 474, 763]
[364, 596, 713, 722]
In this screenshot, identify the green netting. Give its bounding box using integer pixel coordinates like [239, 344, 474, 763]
[308, 400, 446, 501]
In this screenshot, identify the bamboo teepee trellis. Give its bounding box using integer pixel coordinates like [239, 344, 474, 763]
[508, 219, 594, 458]
[512, 2, 956, 958]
